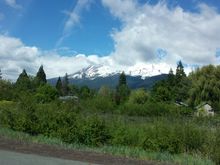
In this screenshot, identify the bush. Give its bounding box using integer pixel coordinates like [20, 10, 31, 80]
[128, 89, 149, 104]
[84, 96, 115, 113]
[35, 84, 58, 103]
[78, 115, 110, 146]
[109, 124, 141, 147]
[0, 95, 218, 164]
[183, 124, 207, 152]
[213, 130, 220, 164]
[142, 123, 184, 154]
[0, 80, 14, 101]
[119, 101, 193, 117]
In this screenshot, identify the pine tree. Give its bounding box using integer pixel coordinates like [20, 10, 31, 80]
[56, 77, 62, 96]
[36, 65, 47, 86]
[0, 69, 2, 80]
[116, 71, 130, 104]
[16, 69, 31, 90]
[119, 71, 126, 86]
[176, 61, 186, 83]
[167, 68, 175, 86]
[175, 61, 189, 102]
[62, 73, 69, 96]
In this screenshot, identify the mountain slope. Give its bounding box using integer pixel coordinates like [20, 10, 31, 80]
[68, 64, 163, 80]
[48, 74, 167, 90]
[48, 64, 168, 89]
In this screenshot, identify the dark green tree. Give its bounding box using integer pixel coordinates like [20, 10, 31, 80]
[188, 65, 220, 109]
[152, 80, 172, 102]
[115, 72, 130, 105]
[56, 77, 62, 96]
[35, 84, 58, 103]
[152, 63, 190, 102]
[0, 69, 2, 80]
[16, 69, 32, 91]
[0, 80, 14, 100]
[176, 61, 186, 83]
[167, 68, 175, 86]
[35, 65, 47, 86]
[80, 85, 93, 99]
[119, 71, 126, 86]
[174, 61, 189, 102]
[62, 73, 69, 96]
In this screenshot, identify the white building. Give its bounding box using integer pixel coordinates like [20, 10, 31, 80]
[196, 103, 214, 117]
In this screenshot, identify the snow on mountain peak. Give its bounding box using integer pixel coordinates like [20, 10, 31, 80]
[69, 63, 168, 80]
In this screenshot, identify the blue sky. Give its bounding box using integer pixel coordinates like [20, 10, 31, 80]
[0, 0, 121, 55]
[1, 0, 219, 55]
[0, 0, 220, 79]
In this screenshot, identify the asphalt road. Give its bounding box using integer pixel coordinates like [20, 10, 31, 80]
[0, 150, 98, 165]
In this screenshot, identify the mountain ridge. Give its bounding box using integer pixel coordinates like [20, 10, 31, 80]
[48, 65, 168, 89]
[68, 64, 163, 80]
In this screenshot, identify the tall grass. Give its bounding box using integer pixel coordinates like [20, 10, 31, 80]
[0, 127, 214, 165]
[0, 100, 219, 164]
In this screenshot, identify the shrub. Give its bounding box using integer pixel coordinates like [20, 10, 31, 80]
[210, 129, 220, 164]
[75, 115, 110, 146]
[0, 80, 14, 101]
[128, 89, 149, 104]
[142, 123, 185, 154]
[183, 124, 207, 152]
[35, 84, 58, 103]
[109, 125, 141, 146]
[84, 96, 115, 113]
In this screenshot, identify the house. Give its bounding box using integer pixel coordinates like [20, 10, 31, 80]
[174, 101, 188, 107]
[59, 95, 79, 102]
[196, 103, 214, 116]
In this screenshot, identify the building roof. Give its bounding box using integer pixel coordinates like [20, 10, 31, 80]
[195, 102, 212, 110]
[59, 95, 78, 101]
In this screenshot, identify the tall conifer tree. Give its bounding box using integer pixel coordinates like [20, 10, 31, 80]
[167, 68, 175, 86]
[116, 71, 130, 104]
[0, 69, 2, 80]
[62, 73, 69, 96]
[56, 77, 62, 96]
[176, 61, 186, 83]
[16, 69, 31, 90]
[36, 65, 47, 86]
[119, 71, 126, 86]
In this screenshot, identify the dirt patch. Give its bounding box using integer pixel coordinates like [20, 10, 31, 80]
[0, 136, 168, 165]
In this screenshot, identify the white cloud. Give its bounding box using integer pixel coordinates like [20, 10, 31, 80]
[1, 1, 220, 80]
[4, 0, 22, 9]
[102, 0, 220, 67]
[57, 0, 93, 46]
[0, 35, 109, 80]
[0, 35, 39, 79]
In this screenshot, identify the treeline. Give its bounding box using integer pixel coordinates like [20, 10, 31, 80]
[153, 62, 220, 112]
[1, 62, 220, 113]
[1, 63, 220, 164]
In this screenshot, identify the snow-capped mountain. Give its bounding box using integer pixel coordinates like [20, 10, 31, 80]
[48, 64, 168, 89]
[48, 64, 169, 89]
[69, 64, 163, 80]
[69, 65, 117, 80]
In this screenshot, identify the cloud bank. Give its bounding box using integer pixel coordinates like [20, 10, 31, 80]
[1, 1, 220, 80]
[0, 35, 110, 80]
[102, 0, 220, 66]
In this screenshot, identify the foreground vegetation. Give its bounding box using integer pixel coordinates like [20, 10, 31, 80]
[0, 116, 216, 165]
[0, 62, 220, 164]
[0, 99, 219, 164]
